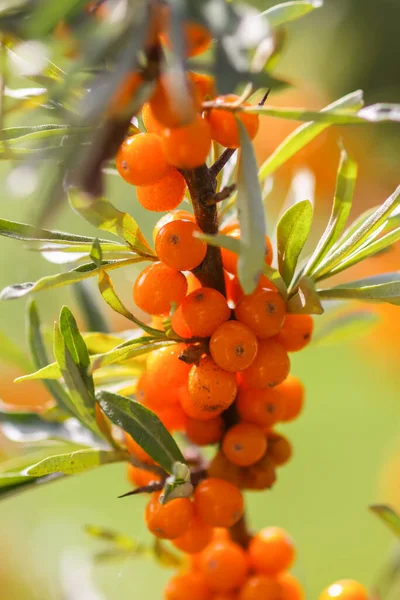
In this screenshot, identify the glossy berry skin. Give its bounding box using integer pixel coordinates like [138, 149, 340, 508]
[127, 463, 160, 487]
[236, 385, 286, 429]
[133, 262, 188, 316]
[277, 375, 305, 422]
[221, 230, 273, 275]
[207, 95, 259, 149]
[239, 574, 304, 600]
[172, 515, 214, 554]
[207, 451, 243, 488]
[319, 580, 368, 600]
[210, 321, 258, 372]
[276, 314, 314, 352]
[164, 571, 211, 600]
[241, 339, 290, 388]
[161, 115, 212, 169]
[145, 492, 194, 539]
[116, 133, 169, 186]
[155, 220, 207, 271]
[248, 527, 295, 576]
[267, 432, 293, 466]
[136, 168, 186, 212]
[242, 455, 277, 491]
[187, 356, 238, 417]
[153, 210, 195, 240]
[222, 423, 267, 467]
[181, 288, 230, 338]
[235, 288, 286, 340]
[184, 415, 225, 446]
[157, 403, 186, 432]
[145, 344, 190, 408]
[147, 75, 200, 129]
[161, 22, 212, 57]
[172, 305, 193, 338]
[189, 71, 216, 100]
[194, 478, 244, 528]
[199, 540, 248, 592]
[142, 101, 164, 133]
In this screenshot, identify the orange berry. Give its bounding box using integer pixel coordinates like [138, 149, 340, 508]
[133, 262, 188, 316]
[225, 274, 243, 308]
[127, 463, 160, 487]
[189, 71, 216, 100]
[319, 580, 368, 600]
[137, 167, 186, 212]
[145, 492, 194, 539]
[242, 455, 277, 491]
[277, 375, 305, 422]
[142, 102, 163, 134]
[194, 478, 244, 528]
[276, 313, 314, 352]
[161, 115, 212, 169]
[148, 343, 190, 389]
[267, 432, 293, 466]
[235, 288, 286, 340]
[172, 305, 193, 338]
[212, 594, 239, 600]
[181, 288, 230, 338]
[153, 210, 195, 240]
[207, 451, 243, 488]
[187, 356, 238, 417]
[124, 431, 153, 463]
[156, 220, 207, 271]
[248, 527, 295, 576]
[161, 22, 212, 57]
[241, 339, 290, 388]
[200, 540, 248, 592]
[179, 386, 217, 421]
[136, 370, 167, 411]
[239, 574, 304, 600]
[164, 571, 211, 600]
[186, 273, 202, 294]
[207, 95, 259, 149]
[278, 574, 305, 600]
[222, 423, 267, 467]
[209, 321, 258, 372]
[147, 74, 200, 129]
[221, 231, 273, 275]
[172, 514, 214, 554]
[185, 415, 224, 446]
[116, 133, 168, 186]
[157, 403, 186, 432]
[108, 72, 142, 116]
[236, 385, 286, 428]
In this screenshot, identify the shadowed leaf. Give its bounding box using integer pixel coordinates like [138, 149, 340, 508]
[318, 272, 400, 305]
[25, 449, 126, 476]
[370, 505, 400, 538]
[261, 0, 323, 28]
[277, 200, 313, 286]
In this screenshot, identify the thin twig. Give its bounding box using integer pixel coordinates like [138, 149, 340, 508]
[205, 183, 236, 206]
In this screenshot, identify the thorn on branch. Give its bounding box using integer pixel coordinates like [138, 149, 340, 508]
[205, 183, 236, 205]
[178, 342, 208, 366]
[118, 480, 164, 499]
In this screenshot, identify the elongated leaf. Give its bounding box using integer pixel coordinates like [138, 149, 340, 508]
[258, 90, 364, 182]
[2, 124, 91, 147]
[0, 218, 112, 244]
[370, 504, 400, 538]
[288, 276, 324, 314]
[261, 0, 323, 28]
[97, 390, 185, 473]
[85, 525, 137, 550]
[0, 257, 142, 300]
[91, 339, 175, 371]
[235, 120, 266, 294]
[318, 272, 400, 305]
[277, 200, 313, 285]
[15, 362, 62, 382]
[25, 449, 125, 476]
[304, 148, 357, 276]
[83, 332, 126, 355]
[312, 309, 378, 346]
[68, 188, 154, 256]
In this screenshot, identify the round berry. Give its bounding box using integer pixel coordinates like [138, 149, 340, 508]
[248, 527, 295, 576]
[207, 451, 243, 488]
[161, 115, 212, 169]
[184, 415, 224, 446]
[187, 356, 238, 417]
[172, 305, 193, 338]
[145, 492, 194, 539]
[155, 220, 207, 271]
[146, 343, 191, 405]
[137, 167, 186, 212]
[239, 574, 304, 600]
[194, 478, 244, 528]
[200, 540, 248, 592]
[210, 321, 258, 372]
[153, 210, 195, 240]
[164, 571, 211, 600]
[172, 514, 214, 554]
[241, 339, 290, 388]
[277, 375, 305, 422]
[161, 22, 212, 57]
[133, 263, 188, 316]
[116, 133, 169, 186]
[127, 463, 160, 488]
[242, 455, 277, 491]
[267, 432, 293, 466]
[207, 95, 259, 149]
[181, 288, 230, 337]
[222, 423, 267, 467]
[189, 71, 216, 101]
[236, 385, 286, 428]
[147, 75, 200, 129]
[319, 580, 368, 600]
[276, 314, 314, 352]
[235, 288, 286, 339]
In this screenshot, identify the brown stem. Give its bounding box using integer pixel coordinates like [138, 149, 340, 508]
[229, 515, 252, 548]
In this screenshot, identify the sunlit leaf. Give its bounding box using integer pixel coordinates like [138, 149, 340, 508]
[288, 276, 324, 314]
[312, 309, 378, 345]
[370, 504, 400, 538]
[0, 218, 112, 245]
[25, 448, 125, 476]
[83, 332, 126, 355]
[90, 338, 175, 371]
[245, 103, 400, 124]
[277, 200, 313, 286]
[318, 272, 400, 305]
[15, 362, 61, 382]
[261, 0, 323, 28]
[97, 390, 185, 473]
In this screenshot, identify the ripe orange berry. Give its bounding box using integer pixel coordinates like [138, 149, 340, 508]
[186, 273, 202, 294]
[164, 571, 211, 600]
[207, 451, 243, 488]
[184, 415, 224, 446]
[241, 339, 290, 388]
[157, 403, 186, 432]
[207, 95, 259, 149]
[239, 574, 304, 600]
[153, 210, 195, 240]
[248, 527, 295, 576]
[161, 22, 212, 57]
[142, 102, 163, 134]
[212, 594, 239, 600]
[148, 343, 191, 390]
[116, 133, 168, 186]
[155, 220, 207, 271]
[242, 455, 277, 491]
[136, 167, 186, 212]
[133, 263, 188, 316]
[235, 288, 286, 340]
[200, 540, 248, 592]
[189, 71, 216, 100]
[180, 386, 217, 421]
[319, 580, 368, 600]
[108, 72, 142, 116]
[210, 321, 258, 372]
[161, 115, 212, 169]
[124, 431, 153, 464]
[127, 463, 160, 487]
[172, 514, 214, 554]
[181, 288, 230, 338]
[172, 305, 193, 338]
[267, 432, 293, 466]
[147, 74, 200, 129]
[145, 492, 194, 539]
[222, 423, 267, 467]
[236, 385, 286, 428]
[277, 375, 305, 422]
[136, 370, 167, 411]
[278, 574, 305, 600]
[276, 314, 314, 352]
[187, 356, 238, 417]
[221, 231, 273, 276]
[194, 478, 244, 528]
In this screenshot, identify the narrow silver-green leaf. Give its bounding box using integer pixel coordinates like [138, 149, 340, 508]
[312, 309, 378, 346]
[0, 217, 110, 244]
[261, 0, 323, 28]
[60, 306, 91, 370]
[15, 362, 62, 383]
[25, 449, 125, 476]
[277, 200, 313, 286]
[91, 339, 175, 371]
[318, 272, 400, 305]
[288, 277, 324, 314]
[97, 390, 185, 473]
[370, 504, 400, 538]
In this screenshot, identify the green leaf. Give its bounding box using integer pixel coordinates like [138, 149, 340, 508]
[370, 504, 400, 538]
[90, 239, 103, 268]
[312, 309, 378, 346]
[0, 257, 142, 300]
[304, 147, 357, 277]
[318, 272, 400, 305]
[25, 449, 125, 476]
[91, 338, 175, 371]
[83, 332, 126, 355]
[288, 276, 324, 314]
[258, 90, 364, 182]
[15, 362, 62, 383]
[68, 188, 154, 256]
[261, 0, 323, 28]
[97, 390, 185, 473]
[1, 124, 90, 146]
[0, 218, 112, 245]
[24, 0, 88, 37]
[85, 525, 137, 550]
[0, 330, 32, 371]
[277, 200, 313, 286]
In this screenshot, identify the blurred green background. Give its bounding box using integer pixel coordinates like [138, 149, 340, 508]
[1, 0, 400, 598]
